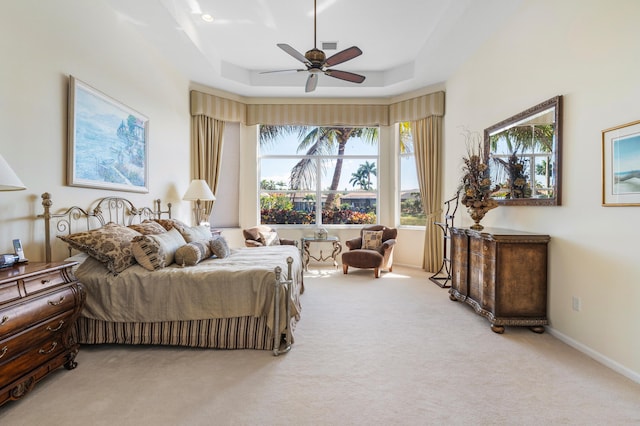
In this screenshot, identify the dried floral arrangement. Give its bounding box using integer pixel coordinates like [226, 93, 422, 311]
[458, 130, 499, 210]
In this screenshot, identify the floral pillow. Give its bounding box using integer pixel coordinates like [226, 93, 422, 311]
[58, 222, 142, 274]
[362, 230, 383, 250]
[128, 220, 167, 235]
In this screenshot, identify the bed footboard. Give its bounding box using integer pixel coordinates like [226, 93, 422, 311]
[273, 256, 294, 356]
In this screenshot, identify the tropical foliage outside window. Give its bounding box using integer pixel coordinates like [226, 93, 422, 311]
[259, 125, 379, 225]
[399, 122, 424, 226]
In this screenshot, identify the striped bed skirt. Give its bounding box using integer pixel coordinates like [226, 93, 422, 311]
[74, 315, 293, 350]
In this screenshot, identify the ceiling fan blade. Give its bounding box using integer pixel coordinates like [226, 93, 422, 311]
[325, 69, 366, 84]
[305, 73, 318, 92]
[324, 46, 363, 67]
[259, 69, 306, 74]
[277, 43, 310, 65]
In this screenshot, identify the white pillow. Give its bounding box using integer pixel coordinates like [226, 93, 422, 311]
[179, 225, 212, 243]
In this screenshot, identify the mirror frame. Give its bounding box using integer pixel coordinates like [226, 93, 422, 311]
[484, 95, 563, 206]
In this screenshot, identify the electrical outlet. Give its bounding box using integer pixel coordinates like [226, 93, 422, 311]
[572, 296, 581, 312]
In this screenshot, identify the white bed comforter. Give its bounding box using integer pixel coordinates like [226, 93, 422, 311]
[74, 245, 303, 333]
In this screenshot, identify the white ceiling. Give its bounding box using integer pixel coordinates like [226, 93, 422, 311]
[105, 0, 523, 99]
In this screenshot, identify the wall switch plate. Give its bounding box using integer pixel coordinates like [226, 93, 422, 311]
[572, 296, 581, 312]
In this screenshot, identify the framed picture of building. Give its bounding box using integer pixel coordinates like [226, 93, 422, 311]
[67, 75, 149, 193]
[602, 119, 640, 206]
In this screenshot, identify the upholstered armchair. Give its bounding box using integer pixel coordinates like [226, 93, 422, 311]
[341, 225, 397, 278]
[243, 225, 298, 248]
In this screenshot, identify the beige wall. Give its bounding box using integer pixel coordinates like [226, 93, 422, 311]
[0, 0, 193, 261]
[444, 0, 640, 381]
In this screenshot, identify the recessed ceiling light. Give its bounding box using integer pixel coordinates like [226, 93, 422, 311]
[201, 14, 214, 22]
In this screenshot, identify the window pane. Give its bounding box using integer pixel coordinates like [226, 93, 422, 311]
[322, 159, 378, 192]
[260, 158, 315, 191]
[399, 122, 424, 226]
[260, 191, 316, 225]
[322, 192, 376, 225]
[259, 125, 379, 225]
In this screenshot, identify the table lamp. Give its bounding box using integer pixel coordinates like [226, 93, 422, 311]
[183, 179, 215, 225]
[0, 154, 26, 191]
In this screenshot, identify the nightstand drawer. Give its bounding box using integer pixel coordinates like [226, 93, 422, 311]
[0, 286, 77, 339]
[22, 270, 68, 295]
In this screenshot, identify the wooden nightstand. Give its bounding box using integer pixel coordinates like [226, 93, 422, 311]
[0, 262, 86, 406]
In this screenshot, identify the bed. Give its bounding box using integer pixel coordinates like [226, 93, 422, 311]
[39, 192, 303, 355]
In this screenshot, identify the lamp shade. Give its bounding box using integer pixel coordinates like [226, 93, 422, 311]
[0, 154, 26, 191]
[183, 179, 215, 201]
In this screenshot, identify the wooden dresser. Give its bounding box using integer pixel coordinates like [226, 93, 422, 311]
[449, 227, 550, 334]
[0, 262, 86, 406]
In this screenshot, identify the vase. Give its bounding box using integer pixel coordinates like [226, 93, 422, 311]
[468, 203, 497, 230]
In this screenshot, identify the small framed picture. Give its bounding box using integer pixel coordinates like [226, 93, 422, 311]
[602, 119, 640, 206]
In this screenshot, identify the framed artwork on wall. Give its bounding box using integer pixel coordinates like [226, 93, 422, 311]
[602, 119, 640, 206]
[67, 75, 149, 193]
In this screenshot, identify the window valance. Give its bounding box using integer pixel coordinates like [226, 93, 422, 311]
[190, 90, 444, 125]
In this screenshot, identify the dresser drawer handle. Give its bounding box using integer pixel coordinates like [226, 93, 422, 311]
[38, 342, 57, 355]
[41, 278, 51, 285]
[46, 320, 65, 332]
[0, 315, 8, 326]
[48, 296, 65, 306]
[0, 346, 7, 359]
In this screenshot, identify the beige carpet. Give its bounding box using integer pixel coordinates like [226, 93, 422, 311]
[1, 265, 639, 425]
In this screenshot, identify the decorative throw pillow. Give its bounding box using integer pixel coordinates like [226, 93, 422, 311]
[128, 220, 167, 235]
[259, 230, 280, 246]
[179, 225, 212, 243]
[175, 240, 213, 266]
[362, 230, 383, 250]
[210, 236, 230, 259]
[153, 218, 189, 233]
[58, 222, 142, 274]
[131, 227, 187, 271]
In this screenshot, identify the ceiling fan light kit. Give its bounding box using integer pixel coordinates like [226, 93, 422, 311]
[262, 0, 365, 93]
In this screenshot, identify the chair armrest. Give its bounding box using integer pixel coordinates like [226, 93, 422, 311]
[245, 240, 264, 248]
[381, 239, 397, 251]
[345, 237, 362, 250]
[279, 239, 299, 247]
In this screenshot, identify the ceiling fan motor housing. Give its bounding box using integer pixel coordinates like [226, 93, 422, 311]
[305, 48, 326, 66]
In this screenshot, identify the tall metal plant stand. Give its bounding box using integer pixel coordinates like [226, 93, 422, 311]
[429, 192, 460, 288]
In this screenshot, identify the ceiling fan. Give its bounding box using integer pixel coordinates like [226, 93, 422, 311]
[261, 0, 366, 93]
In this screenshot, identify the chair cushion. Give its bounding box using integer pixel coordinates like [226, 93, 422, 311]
[342, 250, 384, 269]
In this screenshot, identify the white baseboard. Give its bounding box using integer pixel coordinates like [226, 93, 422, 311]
[547, 326, 640, 385]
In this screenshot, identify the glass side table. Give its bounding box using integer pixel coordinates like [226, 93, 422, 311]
[300, 236, 342, 271]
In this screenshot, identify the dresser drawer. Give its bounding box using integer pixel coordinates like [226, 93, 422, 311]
[0, 285, 78, 339]
[0, 313, 70, 385]
[21, 270, 69, 296]
[0, 283, 21, 305]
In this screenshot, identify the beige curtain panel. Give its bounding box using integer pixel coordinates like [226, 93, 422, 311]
[411, 116, 443, 272]
[190, 115, 225, 216]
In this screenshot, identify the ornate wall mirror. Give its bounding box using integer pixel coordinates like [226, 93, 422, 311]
[484, 95, 563, 206]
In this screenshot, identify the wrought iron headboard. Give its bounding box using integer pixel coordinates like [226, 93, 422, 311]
[39, 192, 172, 262]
